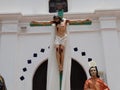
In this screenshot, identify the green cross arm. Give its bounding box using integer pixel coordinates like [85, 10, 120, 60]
[30, 21, 52, 26]
[68, 19, 92, 25]
[30, 19, 92, 27]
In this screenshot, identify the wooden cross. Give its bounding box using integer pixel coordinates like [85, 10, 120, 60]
[30, 10, 92, 27]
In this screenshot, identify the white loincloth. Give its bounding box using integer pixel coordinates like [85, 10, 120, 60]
[55, 34, 67, 46]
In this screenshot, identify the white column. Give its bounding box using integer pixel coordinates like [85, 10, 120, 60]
[0, 20, 19, 90]
[100, 17, 120, 90]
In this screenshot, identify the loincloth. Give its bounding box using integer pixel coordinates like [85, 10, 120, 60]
[55, 34, 67, 45]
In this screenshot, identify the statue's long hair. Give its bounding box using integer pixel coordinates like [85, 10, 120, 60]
[89, 66, 100, 78]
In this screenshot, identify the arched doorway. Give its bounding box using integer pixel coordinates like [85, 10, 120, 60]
[71, 59, 87, 90]
[33, 59, 87, 90]
[33, 60, 48, 90]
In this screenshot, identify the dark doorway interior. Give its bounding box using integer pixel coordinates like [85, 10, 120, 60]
[71, 59, 87, 90]
[33, 60, 48, 90]
[33, 59, 87, 90]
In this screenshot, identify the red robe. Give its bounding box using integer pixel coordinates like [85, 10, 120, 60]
[84, 78, 110, 90]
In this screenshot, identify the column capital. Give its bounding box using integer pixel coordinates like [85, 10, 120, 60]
[99, 16, 117, 29]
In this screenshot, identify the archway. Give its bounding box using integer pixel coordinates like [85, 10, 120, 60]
[33, 59, 87, 90]
[71, 59, 87, 90]
[33, 60, 48, 90]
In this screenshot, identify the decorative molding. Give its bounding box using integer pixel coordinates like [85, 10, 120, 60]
[0, 9, 120, 22]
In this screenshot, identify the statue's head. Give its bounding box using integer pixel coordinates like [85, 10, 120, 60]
[53, 15, 63, 25]
[53, 16, 62, 21]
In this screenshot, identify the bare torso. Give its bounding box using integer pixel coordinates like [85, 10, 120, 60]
[56, 20, 67, 37]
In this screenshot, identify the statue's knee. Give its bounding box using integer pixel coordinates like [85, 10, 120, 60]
[56, 47, 59, 51]
[60, 48, 63, 52]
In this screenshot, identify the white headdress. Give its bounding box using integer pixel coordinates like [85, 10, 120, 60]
[88, 60, 97, 67]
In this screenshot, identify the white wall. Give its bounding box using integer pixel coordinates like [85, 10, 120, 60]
[0, 0, 120, 15]
[99, 16, 120, 90]
[1, 10, 120, 90]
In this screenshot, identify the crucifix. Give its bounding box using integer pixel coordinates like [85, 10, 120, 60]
[30, 2, 92, 90]
[30, 15, 91, 71]
[30, 16, 91, 67]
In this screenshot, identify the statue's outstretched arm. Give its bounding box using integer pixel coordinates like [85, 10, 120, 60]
[30, 21, 54, 26]
[68, 19, 92, 25]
